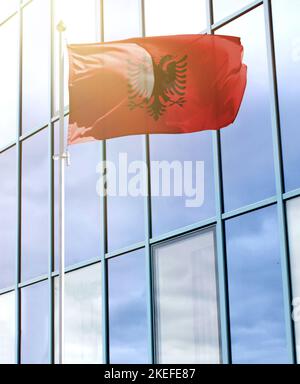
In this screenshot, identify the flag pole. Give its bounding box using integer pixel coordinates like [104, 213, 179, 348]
[56, 20, 67, 365]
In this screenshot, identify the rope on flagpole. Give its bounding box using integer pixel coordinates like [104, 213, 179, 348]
[56, 19, 67, 365]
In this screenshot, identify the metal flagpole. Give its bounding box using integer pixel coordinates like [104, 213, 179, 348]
[56, 20, 67, 365]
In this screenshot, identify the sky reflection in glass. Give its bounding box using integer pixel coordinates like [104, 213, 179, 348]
[286, 197, 300, 362]
[226, 206, 289, 364]
[272, 0, 300, 192]
[21, 129, 49, 282]
[21, 281, 49, 364]
[218, 7, 276, 212]
[54, 263, 102, 364]
[0, 148, 16, 290]
[22, 0, 50, 135]
[153, 230, 221, 363]
[108, 249, 148, 363]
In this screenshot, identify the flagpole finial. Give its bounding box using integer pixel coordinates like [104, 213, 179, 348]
[57, 20, 67, 33]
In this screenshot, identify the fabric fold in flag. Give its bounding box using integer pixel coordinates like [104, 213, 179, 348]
[67, 34, 247, 144]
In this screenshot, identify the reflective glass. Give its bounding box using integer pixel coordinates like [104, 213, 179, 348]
[108, 249, 148, 363]
[104, 0, 141, 41]
[150, 132, 215, 237]
[272, 0, 300, 192]
[22, 0, 50, 134]
[213, 0, 252, 22]
[54, 122, 102, 268]
[106, 136, 145, 251]
[54, 0, 99, 112]
[0, 15, 18, 149]
[54, 264, 102, 364]
[218, 7, 276, 212]
[286, 197, 300, 362]
[21, 281, 49, 364]
[22, 129, 49, 282]
[153, 230, 221, 363]
[225, 206, 289, 363]
[0, 291, 15, 364]
[145, 0, 207, 36]
[0, 148, 16, 289]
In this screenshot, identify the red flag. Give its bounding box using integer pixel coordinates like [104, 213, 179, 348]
[68, 34, 247, 144]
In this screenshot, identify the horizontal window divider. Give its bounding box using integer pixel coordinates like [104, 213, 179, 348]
[52, 256, 102, 277]
[222, 196, 277, 220]
[18, 274, 48, 289]
[0, 141, 17, 154]
[212, 0, 263, 31]
[105, 241, 146, 260]
[0, 286, 16, 296]
[150, 217, 217, 245]
[19, 123, 49, 142]
[283, 189, 300, 202]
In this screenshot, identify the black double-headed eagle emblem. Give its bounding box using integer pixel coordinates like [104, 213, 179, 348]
[128, 54, 188, 121]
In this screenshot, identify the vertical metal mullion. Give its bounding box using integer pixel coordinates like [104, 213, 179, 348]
[99, 0, 110, 364]
[263, 0, 296, 364]
[207, 0, 231, 364]
[140, 0, 155, 364]
[48, 0, 55, 364]
[15, 0, 23, 365]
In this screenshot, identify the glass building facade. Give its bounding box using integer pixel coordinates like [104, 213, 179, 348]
[0, 0, 299, 364]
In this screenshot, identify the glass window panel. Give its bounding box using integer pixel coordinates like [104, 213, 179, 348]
[145, 0, 207, 36]
[218, 7, 276, 212]
[0, 291, 15, 364]
[108, 249, 148, 363]
[106, 136, 145, 251]
[22, 0, 50, 134]
[54, 263, 102, 364]
[54, 0, 99, 112]
[153, 229, 221, 363]
[225, 206, 289, 363]
[272, 0, 300, 192]
[0, 0, 17, 23]
[22, 129, 49, 282]
[0, 15, 18, 149]
[0, 148, 16, 290]
[54, 122, 102, 268]
[21, 281, 49, 364]
[104, 0, 141, 41]
[213, 0, 252, 22]
[151, 132, 215, 237]
[286, 197, 300, 362]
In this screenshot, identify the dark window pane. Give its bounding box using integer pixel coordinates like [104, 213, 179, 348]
[0, 148, 16, 289]
[153, 229, 221, 363]
[286, 197, 300, 362]
[22, 0, 50, 134]
[108, 249, 148, 363]
[218, 8, 276, 211]
[54, 122, 102, 268]
[145, 0, 207, 35]
[106, 136, 145, 251]
[54, 264, 102, 364]
[150, 132, 215, 237]
[213, 0, 252, 22]
[272, 0, 300, 192]
[21, 281, 49, 364]
[225, 206, 289, 363]
[0, 15, 18, 149]
[22, 129, 49, 282]
[0, 291, 15, 364]
[104, 0, 141, 41]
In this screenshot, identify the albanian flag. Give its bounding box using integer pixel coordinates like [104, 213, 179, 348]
[68, 34, 247, 144]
